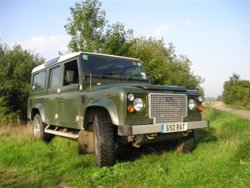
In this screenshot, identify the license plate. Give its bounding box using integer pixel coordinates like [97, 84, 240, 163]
[160, 123, 187, 133]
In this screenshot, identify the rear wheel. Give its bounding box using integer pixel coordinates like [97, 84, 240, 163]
[33, 114, 53, 142]
[93, 112, 115, 167]
[175, 133, 194, 153]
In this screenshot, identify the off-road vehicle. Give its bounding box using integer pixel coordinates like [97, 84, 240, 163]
[28, 52, 208, 167]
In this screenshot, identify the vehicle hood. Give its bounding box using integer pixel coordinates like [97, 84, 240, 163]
[94, 83, 187, 92]
[136, 84, 186, 92]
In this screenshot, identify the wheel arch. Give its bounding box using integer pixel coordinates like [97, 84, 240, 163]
[84, 100, 119, 130]
[31, 103, 46, 122]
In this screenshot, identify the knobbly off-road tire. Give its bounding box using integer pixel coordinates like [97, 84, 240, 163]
[175, 133, 194, 153]
[93, 112, 115, 167]
[33, 114, 53, 142]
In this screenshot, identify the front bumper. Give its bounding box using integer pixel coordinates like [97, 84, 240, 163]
[117, 121, 209, 136]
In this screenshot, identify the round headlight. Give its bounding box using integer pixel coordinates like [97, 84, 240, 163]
[189, 99, 197, 110]
[133, 98, 144, 111]
[198, 96, 203, 102]
[127, 93, 135, 101]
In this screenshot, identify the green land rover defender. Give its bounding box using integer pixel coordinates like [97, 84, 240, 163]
[28, 52, 208, 167]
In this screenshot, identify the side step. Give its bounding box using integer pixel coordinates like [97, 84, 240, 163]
[44, 125, 79, 139]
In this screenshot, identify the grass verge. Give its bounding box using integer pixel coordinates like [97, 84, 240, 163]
[0, 108, 249, 187]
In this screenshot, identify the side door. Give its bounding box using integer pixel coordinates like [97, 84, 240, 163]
[47, 65, 61, 125]
[29, 70, 47, 121]
[58, 58, 81, 128]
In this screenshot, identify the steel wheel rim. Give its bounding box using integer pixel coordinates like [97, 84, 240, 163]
[33, 120, 41, 137]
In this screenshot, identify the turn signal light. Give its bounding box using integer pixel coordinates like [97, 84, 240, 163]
[197, 104, 203, 112]
[128, 105, 135, 113]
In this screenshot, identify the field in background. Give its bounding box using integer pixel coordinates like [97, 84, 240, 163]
[0, 108, 250, 188]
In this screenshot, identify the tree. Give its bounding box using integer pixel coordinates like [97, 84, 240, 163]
[128, 37, 169, 84]
[217, 95, 222, 101]
[65, 0, 106, 52]
[103, 22, 135, 56]
[65, 0, 204, 94]
[65, 0, 134, 56]
[0, 43, 44, 123]
[129, 37, 204, 92]
[222, 74, 250, 107]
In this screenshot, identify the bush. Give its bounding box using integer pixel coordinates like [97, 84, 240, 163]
[0, 97, 18, 126]
[0, 43, 44, 124]
[222, 74, 250, 107]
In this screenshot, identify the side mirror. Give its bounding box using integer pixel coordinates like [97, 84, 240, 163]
[65, 70, 75, 83]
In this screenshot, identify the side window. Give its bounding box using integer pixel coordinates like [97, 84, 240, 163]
[49, 66, 60, 89]
[63, 60, 79, 86]
[32, 71, 46, 90]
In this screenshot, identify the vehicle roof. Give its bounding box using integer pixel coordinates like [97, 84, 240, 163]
[31, 52, 140, 73]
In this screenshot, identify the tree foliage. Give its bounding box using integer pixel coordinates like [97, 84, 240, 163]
[0, 43, 44, 123]
[129, 38, 204, 93]
[103, 22, 135, 56]
[131, 38, 204, 94]
[65, 0, 106, 52]
[65, 0, 204, 93]
[222, 74, 250, 107]
[65, 0, 134, 55]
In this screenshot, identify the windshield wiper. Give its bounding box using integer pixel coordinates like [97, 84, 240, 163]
[127, 73, 143, 80]
[85, 73, 119, 79]
[103, 72, 120, 77]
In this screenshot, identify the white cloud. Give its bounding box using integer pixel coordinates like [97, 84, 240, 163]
[10, 34, 70, 61]
[183, 20, 196, 27]
[152, 23, 168, 37]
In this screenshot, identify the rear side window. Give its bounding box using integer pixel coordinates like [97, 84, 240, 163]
[49, 66, 60, 89]
[32, 71, 46, 90]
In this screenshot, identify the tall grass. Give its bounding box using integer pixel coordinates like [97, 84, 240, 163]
[0, 108, 249, 187]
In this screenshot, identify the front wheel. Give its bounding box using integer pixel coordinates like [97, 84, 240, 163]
[93, 112, 115, 167]
[32, 114, 53, 142]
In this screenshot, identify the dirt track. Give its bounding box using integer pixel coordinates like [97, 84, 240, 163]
[211, 102, 250, 121]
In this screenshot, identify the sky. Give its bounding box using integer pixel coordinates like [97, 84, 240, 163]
[0, 0, 249, 98]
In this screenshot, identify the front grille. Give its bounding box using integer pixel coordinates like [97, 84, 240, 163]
[149, 93, 187, 123]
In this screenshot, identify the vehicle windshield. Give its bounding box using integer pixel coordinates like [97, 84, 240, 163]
[81, 54, 147, 80]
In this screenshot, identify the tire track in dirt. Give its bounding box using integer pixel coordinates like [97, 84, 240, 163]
[211, 102, 250, 121]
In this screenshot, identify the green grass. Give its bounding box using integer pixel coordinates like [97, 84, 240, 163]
[0, 108, 250, 188]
